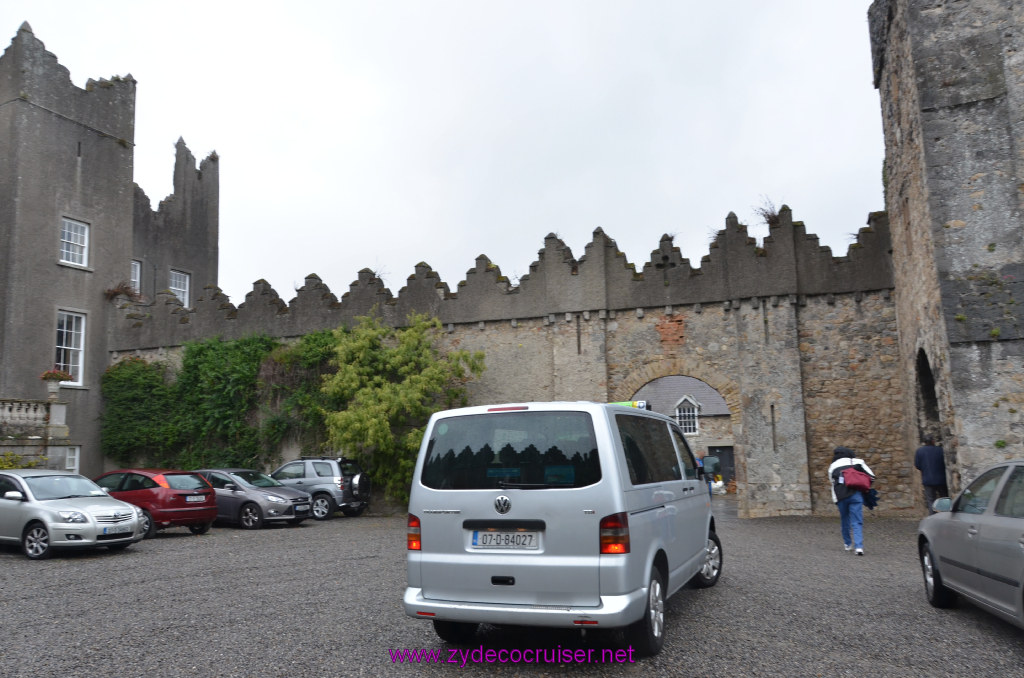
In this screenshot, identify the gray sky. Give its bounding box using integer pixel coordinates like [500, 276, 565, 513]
[6, 1, 884, 305]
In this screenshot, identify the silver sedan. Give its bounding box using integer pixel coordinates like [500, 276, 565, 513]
[0, 469, 144, 559]
[918, 459, 1024, 629]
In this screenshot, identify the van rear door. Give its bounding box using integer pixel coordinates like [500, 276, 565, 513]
[413, 408, 606, 607]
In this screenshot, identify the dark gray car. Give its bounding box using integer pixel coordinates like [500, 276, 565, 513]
[196, 469, 312, 529]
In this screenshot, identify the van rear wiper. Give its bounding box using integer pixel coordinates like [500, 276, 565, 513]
[497, 481, 553, 489]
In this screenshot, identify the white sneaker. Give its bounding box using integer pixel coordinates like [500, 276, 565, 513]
[855, 548, 864, 556]
[844, 544, 853, 551]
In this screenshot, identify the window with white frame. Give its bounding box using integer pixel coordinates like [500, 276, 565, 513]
[55, 311, 85, 385]
[60, 218, 89, 266]
[130, 260, 142, 295]
[169, 269, 190, 306]
[65, 446, 80, 473]
[674, 395, 700, 435]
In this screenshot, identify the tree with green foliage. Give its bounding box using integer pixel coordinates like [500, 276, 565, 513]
[321, 314, 485, 502]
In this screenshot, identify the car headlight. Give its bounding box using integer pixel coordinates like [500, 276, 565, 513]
[266, 494, 286, 503]
[133, 505, 144, 518]
[58, 511, 88, 523]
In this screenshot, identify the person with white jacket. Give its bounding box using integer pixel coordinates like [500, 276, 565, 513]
[827, 446, 875, 555]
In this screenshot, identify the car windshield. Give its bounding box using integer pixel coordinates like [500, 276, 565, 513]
[25, 475, 107, 500]
[421, 411, 601, 490]
[230, 471, 283, 488]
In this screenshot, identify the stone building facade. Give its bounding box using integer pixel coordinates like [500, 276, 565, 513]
[870, 0, 1024, 488]
[0, 23, 217, 476]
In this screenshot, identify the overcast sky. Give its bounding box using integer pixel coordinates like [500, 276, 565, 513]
[6, 1, 884, 305]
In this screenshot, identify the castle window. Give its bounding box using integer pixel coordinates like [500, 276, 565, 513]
[55, 311, 85, 385]
[130, 260, 142, 294]
[674, 395, 700, 435]
[169, 269, 190, 306]
[59, 218, 89, 266]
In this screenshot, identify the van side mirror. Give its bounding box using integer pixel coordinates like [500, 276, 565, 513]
[703, 456, 720, 475]
[931, 497, 952, 513]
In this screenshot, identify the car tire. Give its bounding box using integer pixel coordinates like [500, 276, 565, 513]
[140, 510, 156, 539]
[239, 502, 263, 530]
[920, 541, 956, 608]
[188, 522, 212, 535]
[22, 522, 53, 560]
[341, 505, 366, 517]
[626, 566, 666, 656]
[689, 531, 723, 588]
[432, 620, 479, 645]
[311, 493, 334, 520]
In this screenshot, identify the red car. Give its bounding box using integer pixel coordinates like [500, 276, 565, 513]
[94, 469, 217, 538]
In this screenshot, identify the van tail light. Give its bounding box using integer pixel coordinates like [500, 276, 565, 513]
[599, 512, 630, 554]
[407, 513, 422, 551]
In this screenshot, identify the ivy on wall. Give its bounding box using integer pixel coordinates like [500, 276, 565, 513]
[99, 316, 484, 499]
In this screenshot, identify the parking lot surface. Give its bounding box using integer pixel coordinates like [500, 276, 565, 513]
[1, 497, 1022, 677]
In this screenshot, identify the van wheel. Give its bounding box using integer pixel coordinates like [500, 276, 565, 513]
[689, 531, 722, 588]
[626, 567, 665, 656]
[920, 542, 956, 608]
[432, 620, 479, 645]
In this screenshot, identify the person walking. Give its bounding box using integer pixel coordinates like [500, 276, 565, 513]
[914, 434, 948, 514]
[828, 446, 875, 556]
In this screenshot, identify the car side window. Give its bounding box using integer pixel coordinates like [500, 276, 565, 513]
[956, 466, 1007, 515]
[994, 466, 1024, 519]
[274, 462, 304, 480]
[0, 475, 21, 497]
[207, 473, 230, 489]
[121, 473, 147, 491]
[313, 462, 334, 477]
[668, 427, 699, 480]
[95, 473, 125, 491]
[616, 415, 682, 485]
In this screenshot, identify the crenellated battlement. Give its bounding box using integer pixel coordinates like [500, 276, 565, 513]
[109, 205, 893, 350]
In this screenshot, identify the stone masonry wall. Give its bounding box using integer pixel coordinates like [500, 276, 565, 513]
[107, 208, 903, 517]
[871, 0, 1024, 488]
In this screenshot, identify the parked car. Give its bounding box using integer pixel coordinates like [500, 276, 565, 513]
[94, 469, 217, 538]
[0, 469, 144, 559]
[918, 459, 1024, 629]
[196, 468, 312, 528]
[270, 457, 371, 520]
[404, 401, 722, 656]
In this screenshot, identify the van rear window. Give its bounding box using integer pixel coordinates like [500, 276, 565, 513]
[421, 411, 601, 489]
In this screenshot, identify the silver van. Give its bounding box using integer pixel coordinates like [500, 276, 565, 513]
[403, 401, 722, 656]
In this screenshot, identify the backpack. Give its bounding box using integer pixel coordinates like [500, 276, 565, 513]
[841, 466, 872, 492]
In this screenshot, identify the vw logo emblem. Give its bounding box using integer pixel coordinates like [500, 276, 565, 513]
[494, 495, 511, 515]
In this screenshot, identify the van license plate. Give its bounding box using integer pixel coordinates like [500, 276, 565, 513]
[472, 531, 539, 549]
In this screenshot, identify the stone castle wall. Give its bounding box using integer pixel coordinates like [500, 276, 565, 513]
[871, 0, 1024, 486]
[110, 207, 911, 517]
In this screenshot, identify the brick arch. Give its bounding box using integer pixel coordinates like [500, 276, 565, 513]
[613, 358, 742, 418]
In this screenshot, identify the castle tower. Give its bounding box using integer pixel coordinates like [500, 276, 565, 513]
[0, 23, 219, 475]
[870, 0, 1024, 487]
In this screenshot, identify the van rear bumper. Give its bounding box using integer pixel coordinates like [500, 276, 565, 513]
[403, 586, 647, 628]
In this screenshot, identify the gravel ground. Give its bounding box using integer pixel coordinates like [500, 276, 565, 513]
[1, 498, 1022, 677]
